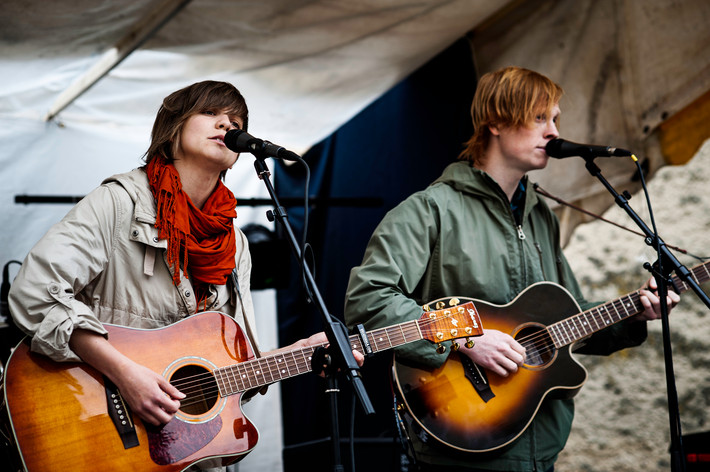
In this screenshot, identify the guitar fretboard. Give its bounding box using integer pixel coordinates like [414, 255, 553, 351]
[214, 319, 424, 396]
[548, 260, 710, 347]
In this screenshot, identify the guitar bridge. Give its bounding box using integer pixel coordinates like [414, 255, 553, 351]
[104, 376, 139, 449]
[459, 354, 495, 403]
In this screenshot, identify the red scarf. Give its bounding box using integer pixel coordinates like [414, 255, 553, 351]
[146, 156, 237, 308]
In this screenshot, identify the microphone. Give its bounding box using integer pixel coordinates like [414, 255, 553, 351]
[545, 138, 632, 159]
[224, 129, 300, 161]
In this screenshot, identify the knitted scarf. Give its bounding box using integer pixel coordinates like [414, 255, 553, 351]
[146, 156, 237, 308]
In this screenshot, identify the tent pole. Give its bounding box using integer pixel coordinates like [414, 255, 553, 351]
[45, 0, 193, 121]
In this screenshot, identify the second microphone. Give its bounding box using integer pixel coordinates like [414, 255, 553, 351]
[224, 129, 301, 161]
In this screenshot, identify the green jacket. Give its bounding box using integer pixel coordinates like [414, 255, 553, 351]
[344, 161, 646, 471]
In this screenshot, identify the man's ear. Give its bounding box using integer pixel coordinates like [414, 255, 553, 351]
[488, 124, 501, 137]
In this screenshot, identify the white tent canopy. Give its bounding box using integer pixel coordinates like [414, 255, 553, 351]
[1, 0, 709, 470]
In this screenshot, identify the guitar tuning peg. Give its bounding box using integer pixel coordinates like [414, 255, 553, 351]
[450, 340, 460, 351]
[465, 338, 475, 349]
[436, 343, 446, 354]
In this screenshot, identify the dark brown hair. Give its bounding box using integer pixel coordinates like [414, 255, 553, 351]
[143, 81, 249, 164]
[459, 66, 563, 165]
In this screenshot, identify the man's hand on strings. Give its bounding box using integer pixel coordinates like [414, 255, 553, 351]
[636, 276, 681, 322]
[460, 329, 526, 377]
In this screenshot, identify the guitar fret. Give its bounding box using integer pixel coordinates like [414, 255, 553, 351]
[214, 368, 227, 395]
[571, 315, 585, 340]
[249, 359, 263, 386]
[414, 318, 423, 342]
[225, 365, 240, 394]
[606, 302, 619, 324]
[296, 349, 307, 374]
[276, 355, 288, 380]
[570, 316, 582, 340]
[558, 321, 571, 345]
[619, 295, 631, 318]
[227, 367, 240, 395]
[368, 331, 380, 352]
[257, 357, 272, 385]
[578, 314, 591, 337]
[371, 331, 386, 351]
[245, 362, 257, 389]
[567, 318, 578, 340]
[393, 325, 406, 346]
[300, 348, 311, 374]
[350, 337, 362, 354]
[405, 323, 419, 344]
[598, 305, 609, 326]
[564, 319, 575, 343]
[550, 323, 564, 347]
[240, 363, 254, 390]
[264, 357, 278, 384]
[383, 329, 393, 348]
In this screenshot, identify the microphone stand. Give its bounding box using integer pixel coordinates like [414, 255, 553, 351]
[580, 156, 710, 472]
[250, 153, 375, 471]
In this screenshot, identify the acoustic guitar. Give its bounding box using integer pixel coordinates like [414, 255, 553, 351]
[393, 261, 709, 453]
[2, 304, 482, 471]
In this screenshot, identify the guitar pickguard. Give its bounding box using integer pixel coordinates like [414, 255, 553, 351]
[148, 417, 222, 465]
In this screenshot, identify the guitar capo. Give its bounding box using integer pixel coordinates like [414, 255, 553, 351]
[355, 323, 374, 357]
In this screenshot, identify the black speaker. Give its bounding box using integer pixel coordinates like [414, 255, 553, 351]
[683, 430, 710, 472]
[282, 436, 410, 472]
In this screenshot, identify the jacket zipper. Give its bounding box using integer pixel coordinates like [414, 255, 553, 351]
[516, 225, 526, 240]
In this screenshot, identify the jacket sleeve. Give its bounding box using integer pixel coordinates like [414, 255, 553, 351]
[344, 193, 447, 368]
[7, 185, 119, 362]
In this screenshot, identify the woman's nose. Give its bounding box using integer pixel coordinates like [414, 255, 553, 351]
[217, 114, 232, 129]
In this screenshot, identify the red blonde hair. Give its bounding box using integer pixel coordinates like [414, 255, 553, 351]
[459, 66, 563, 164]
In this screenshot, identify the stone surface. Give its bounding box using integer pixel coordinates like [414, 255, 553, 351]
[556, 140, 710, 471]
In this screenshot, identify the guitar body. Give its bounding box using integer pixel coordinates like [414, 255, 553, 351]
[393, 282, 589, 453]
[3, 312, 259, 472]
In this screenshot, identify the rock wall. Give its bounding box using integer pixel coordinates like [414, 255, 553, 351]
[556, 140, 710, 471]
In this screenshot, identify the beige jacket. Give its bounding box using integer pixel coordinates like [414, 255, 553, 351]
[8, 168, 258, 362]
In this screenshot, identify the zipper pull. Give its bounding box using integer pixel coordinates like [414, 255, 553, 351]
[517, 225, 526, 240]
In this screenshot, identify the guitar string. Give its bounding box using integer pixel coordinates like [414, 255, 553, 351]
[171, 322, 428, 408]
[158, 261, 710, 409]
[517, 261, 704, 355]
[514, 291, 646, 359]
[506, 256, 710, 357]
[509, 259, 707, 358]
[165, 315, 458, 409]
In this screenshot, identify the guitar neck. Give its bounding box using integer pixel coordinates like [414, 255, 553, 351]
[214, 318, 425, 396]
[549, 260, 710, 348]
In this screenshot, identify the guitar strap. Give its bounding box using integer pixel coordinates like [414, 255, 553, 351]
[230, 268, 262, 359]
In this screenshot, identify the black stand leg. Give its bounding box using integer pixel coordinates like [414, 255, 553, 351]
[251, 155, 374, 472]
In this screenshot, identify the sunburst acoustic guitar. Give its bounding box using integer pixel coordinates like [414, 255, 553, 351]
[2, 304, 483, 471]
[393, 261, 709, 453]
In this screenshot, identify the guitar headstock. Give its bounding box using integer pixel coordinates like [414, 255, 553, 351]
[418, 298, 483, 351]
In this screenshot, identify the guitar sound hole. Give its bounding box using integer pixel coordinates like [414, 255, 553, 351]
[515, 325, 555, 368]
[170, 365, 219, 415]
